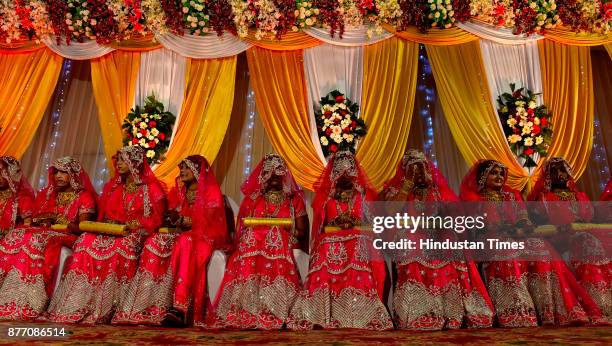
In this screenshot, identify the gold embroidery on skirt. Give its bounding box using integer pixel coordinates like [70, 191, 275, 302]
[581, 281, 611, 319]
[526, 271, 589, 325]
[288, 286, 393, 330]
[0, 269, 47, 320]
[486, 272, 538, 327]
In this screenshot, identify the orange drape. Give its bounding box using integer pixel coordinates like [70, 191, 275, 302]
[90, 50, 141, 168]
[0, 49, 62, 158]
[246, 47, 325, 190]
[385, 25, 478, 45]
[243, 31, 322, 50]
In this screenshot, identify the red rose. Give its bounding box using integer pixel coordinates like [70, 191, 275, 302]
[540, 117, 548, 126]
[159, 133, 166, 140]
[148, 141, 156, 148]
[527, 108, 534, 116]
[532, 125, 541, 135]
[330, 144, 338, 152]
[343, 127, 350, 133]
[335, 95, 344, 103]
[523, 148, 534, 155]
[325, 128, 332, 135]
[140, 129, 147, 135]
[334, 118, 340, 124]
[513, 127, 520, 134]
[512, 90, 522, 98]
[324, 111, 332, 116]
[132, 138, 138, 144]
[149, 121, 156, 127]
[351, 121, 356, 128]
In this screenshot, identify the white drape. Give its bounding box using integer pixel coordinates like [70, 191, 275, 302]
[134, 48, 187, 148]
[154, 33, 251, 59]
[458, 21, 544, 45]
[304, 25, 393, 46]
[42, 37, 115, 60]
[303, 43, 364, 163]
[479, 39, 543, 170]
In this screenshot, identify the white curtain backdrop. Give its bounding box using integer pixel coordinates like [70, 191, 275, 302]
[479, 39, 543, 170]
[303, 43, 364, 163]
[42, 37, 115, 60]
[134, 48, 187, 148]
[304, 25, 393, 46]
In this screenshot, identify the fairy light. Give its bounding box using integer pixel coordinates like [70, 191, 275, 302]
[592, 116, 610, 192]
[418, 45, 437, 167]
[243, 86, 256, 178]
[38, 59, 74, 190]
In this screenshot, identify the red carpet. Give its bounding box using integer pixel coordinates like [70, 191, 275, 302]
[0, 322, 610, 345]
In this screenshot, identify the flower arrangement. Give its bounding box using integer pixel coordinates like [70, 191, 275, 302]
[182, 0, 210, 35]
[470, 0, 515, 27]
[558, 0, 612, 33]
[122, 94, 176, 164]
[429, 0, 457, 28]
[316, 90, 367, 157]
[497, 83, 552, 168]
[513, 0, 561, 35]
[293, 0, 318, 31]
[108, 0, 147, 39]
[230, 0, 296, 39]
[0, 0, 51, 43]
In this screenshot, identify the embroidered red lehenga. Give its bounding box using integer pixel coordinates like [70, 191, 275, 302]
[0, 156, 35, 288]
[528, 157, 611, 321]
[47, 146, 166, 324]
[0, 156, 34, 237]
[461, 159, 603, 327]
[380, 150, 493, 330]
[0, 157, 96, 320]
[207, 154, 308, 330]
[112, 155, 228, 325]
[288, 151, 392, 330]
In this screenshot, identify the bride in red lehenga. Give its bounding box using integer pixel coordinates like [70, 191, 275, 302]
[461, 159, 603, 327]
[0, 157, 96, 320]
[288, 151, 392, 330]
[0, 156, 34, 237]
[207, 154, 309, 330]
[112, 155, 228, 326]
[528, 157, 611, 321]
[0, 157, 35, 288]
[379, 150, 493, 330]
[47, 146, 166, 324]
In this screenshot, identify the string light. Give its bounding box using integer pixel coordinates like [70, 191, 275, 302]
[243, 86, 256, 178]
[38, 59, 74, 190]
[592, 116, 610, 192]
[418, 45, 437, 167]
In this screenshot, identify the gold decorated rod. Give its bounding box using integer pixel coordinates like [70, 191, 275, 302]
[243, 217, 293, 227]
[78, 221, 128, 236]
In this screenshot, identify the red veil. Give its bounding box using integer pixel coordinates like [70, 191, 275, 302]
[0, 156, 34, 201]
[527, 157, 578, 201]
[311, 151, 376, 247]
[459, 159, 521, 201]
[37, 156, 99, 216]
[174, 155, 228, 248]
[99, 146, 166, 221]
[383, 149, 459, 201]
[237, 154, 303, 243]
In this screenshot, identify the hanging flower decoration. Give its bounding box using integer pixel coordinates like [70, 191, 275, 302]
[293, 0, 318, 31]
[316, 90, 367, 157]
[513, 0, 561, 35]
[557, 0, 612, 33]
[182, 0, 210, 35]
[470, 0, 515, 27]
[122, 95, 176, 165]
[497, 83, 553, 168]
[1, 0, 52, 43]
[230, 0, 296, 39]
[108, 0, 148, 39]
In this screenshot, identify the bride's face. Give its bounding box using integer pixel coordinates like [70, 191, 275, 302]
[485, 166, 505, 191]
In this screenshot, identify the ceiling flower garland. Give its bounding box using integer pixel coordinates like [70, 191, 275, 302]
[1, 0, 611, 44]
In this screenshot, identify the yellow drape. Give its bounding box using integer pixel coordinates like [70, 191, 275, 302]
[90, 50, 141, 168]
[545, 27, 612, 46]
[0, 49, 62, 158]
[532, 40, 594, 183]
[154, 56, 237, 187]
[246, 47, 325, 190]
[358, 37, 419, 190]
[385, 25, 478, 45]
[605, 44, 612, 59]
[244, 31, 322, 50]
[426, 41, 529, 190]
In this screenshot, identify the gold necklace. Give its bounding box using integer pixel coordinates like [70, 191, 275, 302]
[125, 181, 138, 194]
[264, 190, 285, 206]
[339, 190, 353, 203]
[186, 189, 197, 205]
[57, 191, 77, 207]
[482, 190, 503, 202]
[0, 189, 12, 203]
[554, 191, 575, 201]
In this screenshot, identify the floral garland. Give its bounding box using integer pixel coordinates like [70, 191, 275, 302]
[316, 90, 367, 157]
[122, 94, 176, 164]
[497, 84, 552, 168]
[1, 0, 611, 43]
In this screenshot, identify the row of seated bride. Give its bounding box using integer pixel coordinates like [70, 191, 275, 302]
[0, 147, 609, 330]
